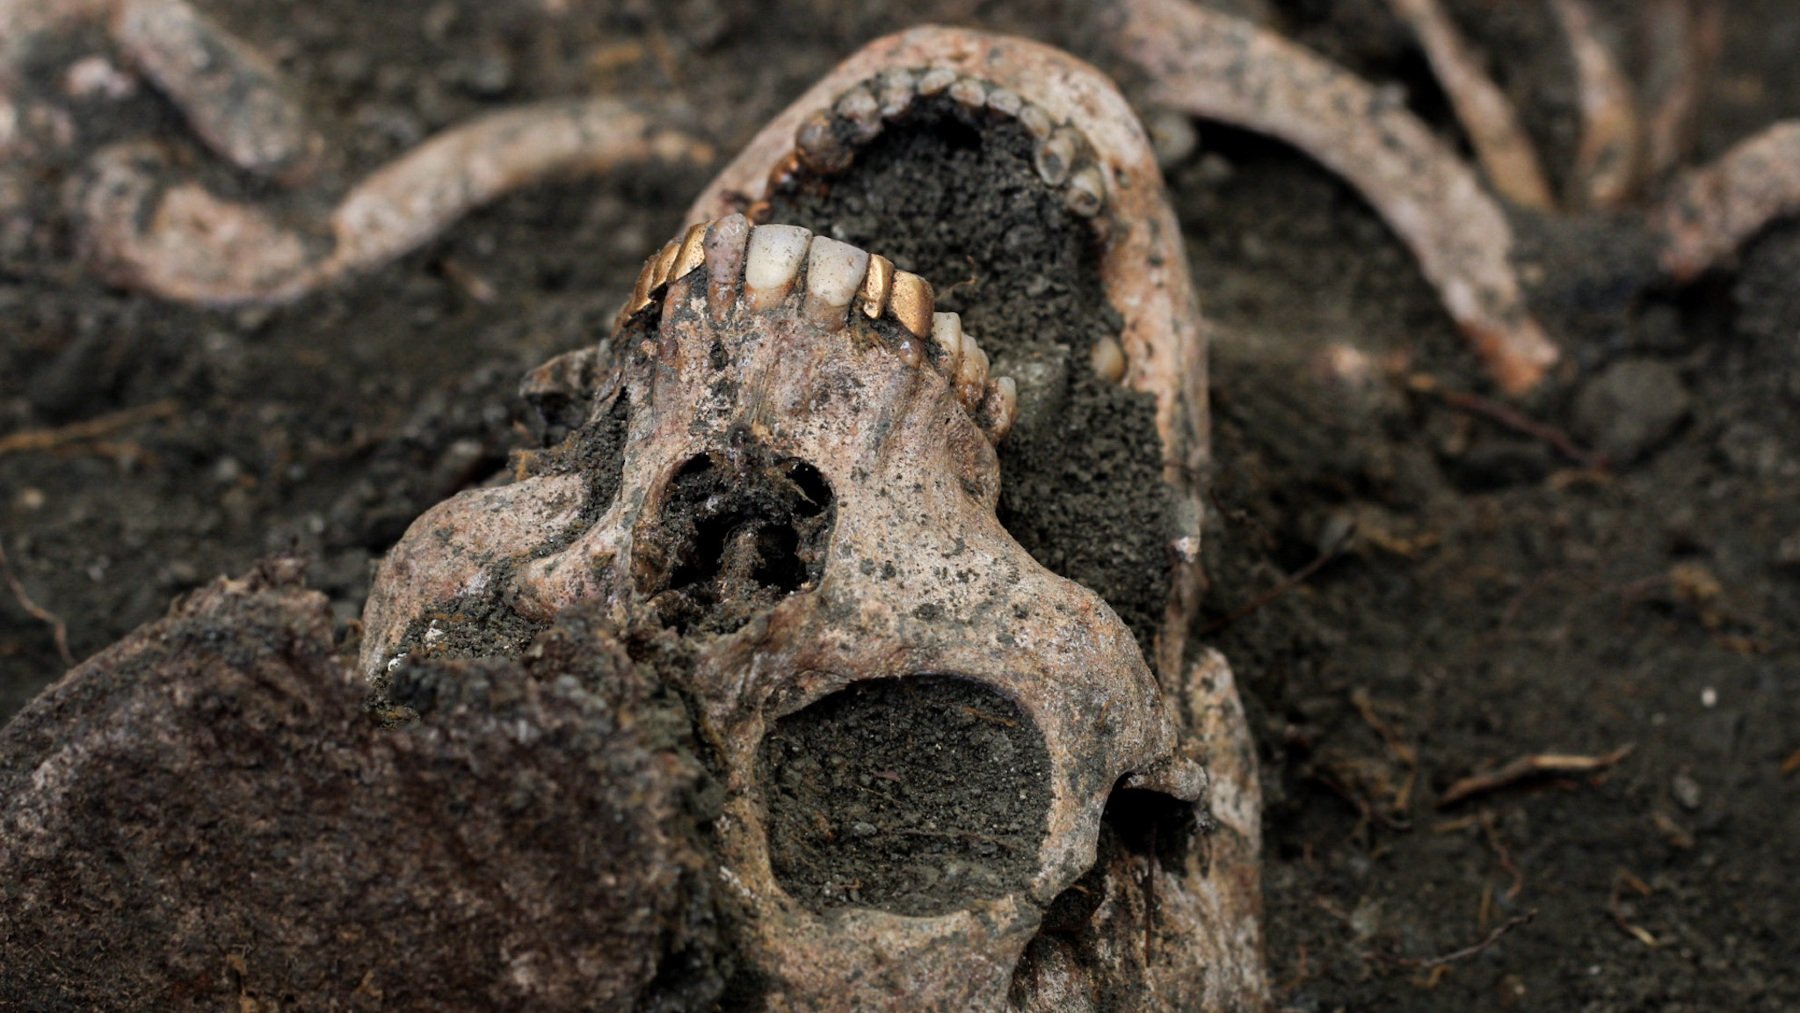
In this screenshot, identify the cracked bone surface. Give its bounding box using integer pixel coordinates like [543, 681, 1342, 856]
[364, 215, 1178, 1006]
[365, 27, 1264, 1010]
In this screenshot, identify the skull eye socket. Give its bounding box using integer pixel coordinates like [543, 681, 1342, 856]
[757, 676, 1052, 916]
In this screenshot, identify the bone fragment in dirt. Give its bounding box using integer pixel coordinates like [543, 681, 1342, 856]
[74, 99, 713, 305]
[1113, 0, 1560, 394]
[1, 0, 316, 177]
[0, 563, 726, 1008]
[1654, 121, 1800, 282]
[1550, 0, 1643, 210]
[1382, 0, 1555, 211]
[1643, 0, 1722, 180]
[109, 0, 319, 179]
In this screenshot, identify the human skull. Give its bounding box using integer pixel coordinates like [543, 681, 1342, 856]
[361, 27, 1263, 1011]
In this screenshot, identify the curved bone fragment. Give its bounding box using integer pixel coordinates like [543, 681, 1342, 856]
[1550, 0, 1643, 209]
[1113, 0, 1560, 393]
[1654, 121, 1800, 282]
[1643, 0, 1721, 180]
[1382, 0, 1556, 210]
[75, 98, 713, 305]
[1, 0, 317, 178]
[109, 0, 318, 179]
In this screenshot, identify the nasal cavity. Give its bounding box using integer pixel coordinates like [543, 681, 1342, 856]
[634, 446, 835, 635]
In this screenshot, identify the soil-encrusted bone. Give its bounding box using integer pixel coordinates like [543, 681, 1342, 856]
[0, 562, 726, 1008]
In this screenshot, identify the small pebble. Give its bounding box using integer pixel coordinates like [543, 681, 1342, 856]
[1572, 358, 1690, 464]
[1671, 771, 1702, 811]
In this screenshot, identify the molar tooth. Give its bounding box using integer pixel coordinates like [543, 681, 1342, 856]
[985, 86, 1023, 117]
[795, 111, 849, 174]
[859, 254, 894, 318]
[796, 109, 852, 173]
[1035, 128, 1078, 186]
[875, 68, 916, 119]
[948, 76, 988, 109]
[1065, 163, 1106, 217]
[1058, 164, 1101, 217]
[930, 311, 965, 378]
[887, 271, 933, 338]
[1017, 103, 1053, 140]
[672, 222, 708, 282]
[956, 330, 990, 408]
[1090, 335, 1126, 383]
[703, 213, 751, 319]
[984, 376, 1019, 442]
[802, 237, 870, 330]
[834, 86, 882, 143]
[917, 66, 957, 96]
[743, 224, 812, 312]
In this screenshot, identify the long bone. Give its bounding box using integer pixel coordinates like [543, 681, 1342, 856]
[1, 0, 714, 305]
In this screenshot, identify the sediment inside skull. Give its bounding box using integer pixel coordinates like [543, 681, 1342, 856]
[633, 444, 836, 636]
[757, 675, 1053, 917]
[765, 94, 1175, 654]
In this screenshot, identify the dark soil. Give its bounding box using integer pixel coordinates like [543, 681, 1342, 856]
[3, 0, 1797, 1009]
[759, 675, 1053, 916]
[770, 94, 1174, 653]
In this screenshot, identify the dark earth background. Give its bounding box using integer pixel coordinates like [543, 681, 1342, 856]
[1, 0, 1795, 1009]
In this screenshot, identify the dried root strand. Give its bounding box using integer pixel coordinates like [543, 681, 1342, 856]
[1655, 120, 1800, 282]
[77, 99, 714, 305]
[1114, 0, 1560, 393]
[1550, 0, 1643, 209]
[1382, 0, 1555, 210]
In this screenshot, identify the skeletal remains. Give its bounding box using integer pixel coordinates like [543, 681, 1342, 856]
[1, 26, 1263, 1010]
[361, 27, 1264, 1008]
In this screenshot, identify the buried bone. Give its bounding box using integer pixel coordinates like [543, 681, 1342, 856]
[373, 25, 1259, 1010]
[361, 209, 1175, 1009]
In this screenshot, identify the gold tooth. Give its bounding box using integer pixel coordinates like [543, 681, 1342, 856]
[859, 254, 894, 318]
[649, 240, 680, 291]
[673, 223, 708, 281]
[626, 256, 658, 317]
[768, 149, 807, 191]
[887, 271, 933, 338]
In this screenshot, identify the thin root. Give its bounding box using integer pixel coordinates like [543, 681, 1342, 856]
[1408, 373, 1607, 469]
[0, 399, 178, 457]
[1371, 908, 1538, 969]
[1437, 744, 1634, 807]
[1382, 0, 1555, 210]
[1114, 0, 1560, 393]
[1608, 868, 1659, 947]
[0, 541, 74, 668]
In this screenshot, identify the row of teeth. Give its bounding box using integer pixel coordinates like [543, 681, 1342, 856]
[758, 67, 1107, 220]
[616, 214, 1018, 443]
